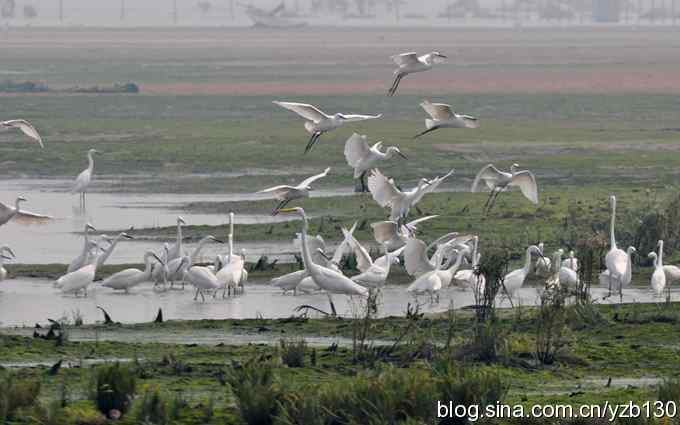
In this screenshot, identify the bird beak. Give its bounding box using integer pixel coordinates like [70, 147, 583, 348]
[1, 255, 12, 260]
[87, 224, 97, 232]
[5, 247, 16, 258]
[275, 207, 296, 215]
[397, 151, 408, 160]
[123, 233, 134, 239]
[316, 248, 331, 261]
[213, 238, 224, 244]
[152, 253, 163, 264]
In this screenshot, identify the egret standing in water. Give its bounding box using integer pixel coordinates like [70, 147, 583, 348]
[503, 245, 543, 299]
[471, 163, 538, 213]
[167, 216, 186, 262]
[102, 251, 162, 293]
[387, 51, 447, 96]
[603, 195, 629, 300]
[58, 240, 100, 296]
[71, 149, 100, 208]
[0, 196, 51, 227]
[343, 133, 407, 192]
[96, 232, 134, 269]
[1, 119, 44, 147]
[272, 101, 382, 153]
[276, 207, 367, 316]
[257, 167, 330, 213]
[67, 223, 97, 274]
[414, 101, 479, 138]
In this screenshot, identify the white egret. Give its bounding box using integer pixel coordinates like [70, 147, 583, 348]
[387, 51, 447, 96]
[502, 245, 543, 299]
[368, 168, 455, 221]
[604, 195, 629, 298]
[217, 235, 248, 297]
[184, 265, 220, 302]
[96, 232, 134, 269]
[600, 246, 636, 295]
[153, 243, 172, 289]
[407, 248, 444, 303]
[297, 276, 321, 294]
[271, 269, 309, 294]
[561, 250, 579, 272]
[167, 216, 186, 262]
[452, 236, 486, 293]
[1, 119, 44, 147]
[404, 233, 473, 278]
[649, 250, 666, 296]
[258, 167, 330, 212]
[345, 232, 403, 289]
[414, 100, 478, 138]
[0, 246, 16, 282]
[343, 133, 407, 192]
[471, 163, 538, 212]
[0, 196, 51, 227]
[557, 250, 579, 289]
[154, 235, 222, 289]
[71, 149, 100, 208]
[67, 223, 97, 273]
[102, 251, 162, 293]
[650, 240, 680, 285]
[276, 207, 368, 316]
[533, 242, 552, 277]
[58, 240, 100, 296]
[370, 215, 438, 250]
[272, 101, 382, 153]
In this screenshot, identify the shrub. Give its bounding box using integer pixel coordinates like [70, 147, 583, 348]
[0, 372, 41, 421]
[228, 362, 282, 425]
[658, 378, 680, 403]
[136, 385, 168, 425]
[92, 363, 136, 418]
[280, 338, 307, 368]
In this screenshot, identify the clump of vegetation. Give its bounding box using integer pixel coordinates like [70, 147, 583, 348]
[91, 363, 136, 418]
[228, 361, 282, 425]
[658, 378, 680, 403]
[0, 372, 41, 421]
[434, 364, 509, 420]
[135, 385, 168, 425]
[535, 287, 571, 365]
[279, 338, 307, 368]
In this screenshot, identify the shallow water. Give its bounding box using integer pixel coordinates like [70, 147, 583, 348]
[0, 277, 676, 328]
[0, 179, 301, 264]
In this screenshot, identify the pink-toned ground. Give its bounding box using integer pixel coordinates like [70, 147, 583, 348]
[3, 27, 680, 95]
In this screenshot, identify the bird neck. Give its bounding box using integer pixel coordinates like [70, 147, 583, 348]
[610, 199, 617, 249]
[143, 254, 154, 274]
[445, 252, 464, 273]
[191, 239, 210, 263]
[176, 223, 183, 246]
[523, 247, 533, 273]
[300, 215, 316, 272]
[658, 242, 664, 267]
[87, 152, 95, 173]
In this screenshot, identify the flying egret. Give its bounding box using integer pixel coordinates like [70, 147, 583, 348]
[258, 167, 331, 213]
[0, 196, 51, 227]
[276, 207, 368, 316]
[387, 51, 447, 96]
[102, 251, 162, 293]
[344, 231, 403, 289]
[167, 216, 186, 262]
[603, 195, 629, 299]
[96, 232, 134, 269]
[184, 265, 221, 302]
[67, 223, 97, 274]
[58, 240, 100, 296]
[414, 100, 478, 138]
[272, 101, 382, 153]
[370, 215, 439, 250]
[472, 163, 538, 212]
[0, 246, 16, 282]
[403, 233, 473, 278]
[154, 235, 222, 289]
[368, 168, 455, 222]
[502, 245, 543, 299]
[343, 133, 407, 192]
[561, 250, 579, 272]
[71, 149, 100, 208]
[1, 119, 44, 147]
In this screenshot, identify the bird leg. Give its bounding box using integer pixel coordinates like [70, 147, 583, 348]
[413, 126, 439, 139]
[304, 132, 321, 154]
[387, 74, 403, 96]
[193, 288, 200, 300]
[485, 189, 503, 214]
[327, 293, 337, 317]
[272, 199, 291, 215]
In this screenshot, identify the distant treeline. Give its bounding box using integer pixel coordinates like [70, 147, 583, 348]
[0, 80, 140, 94]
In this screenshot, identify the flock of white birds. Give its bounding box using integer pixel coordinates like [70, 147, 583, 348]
[0, 51, 675, 314]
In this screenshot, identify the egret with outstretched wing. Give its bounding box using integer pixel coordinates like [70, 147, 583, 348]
[0, 196, 51, 227]
[1, 119, 44, 147]
[258, 167, 330, 213]
[387, 51, 447, 96]
[273, 101, 381, 153]
[344, 133, 407, 192]
[471, 163, 538, 212]
[415, 100, 478, 138]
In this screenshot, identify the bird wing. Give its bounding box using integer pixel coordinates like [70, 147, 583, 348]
[391, 52, 419, 66]
[257, 185, 295, 200]
[471, 164, 504, 192]
[458, 114, 479, 128]
[663, 265, 680, 282]
[370, 221, 399, 244]
[420, 101, 454, 120]
[13, 209, 52, 224]
[404, 238, 435, 277]
[367, 169, 401, 208]
[411, 170, 454, 205]
[340, 113, 382, 122]
[342, 227, 373, 272]
[344, 133, 370, 167]
[272, 101, 328, 122]
[294, 233, 327, 265]
[71, 169, 91, 194]
[374, 246, 405, 269]
[2, 119, 44, 148]
[299, 167, 330, 188]
[404, 215, 438, 234]
[508, 170, 539, 204]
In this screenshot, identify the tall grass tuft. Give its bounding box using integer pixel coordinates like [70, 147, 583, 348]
[0, 372, 41, 421]
[92, 362, 136, 418]
[279, 338, 307, 368]
[135, 385, 168, 425]
[228, 361, 282, 425]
